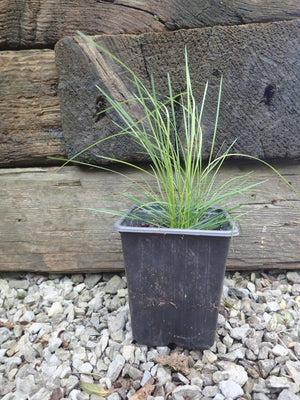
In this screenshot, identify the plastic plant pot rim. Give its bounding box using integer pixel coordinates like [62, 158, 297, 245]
[113, 206, 239, 237]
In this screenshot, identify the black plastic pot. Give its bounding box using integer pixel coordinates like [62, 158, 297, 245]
[114, 206, 239, 349]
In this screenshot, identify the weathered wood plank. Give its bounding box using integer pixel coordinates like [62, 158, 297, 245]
[1, 0, 299, 49]
[0, 163, 299, 273]
[0, 49, 66, 166]
[55, 19, 300, 165]
[1, 19, 299, 167]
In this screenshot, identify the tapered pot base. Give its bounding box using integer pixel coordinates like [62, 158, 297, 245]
[114, 208, 238, 349]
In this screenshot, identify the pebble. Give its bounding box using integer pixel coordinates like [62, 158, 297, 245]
[285, 360, 300, 386]
[48, 301, 63, 317]
[106, 354, 125, 382]
[286, 271, 300, 283]
[156, 366, 172, 385]
[219, 379, 244, 399]
[203, 349, 217, 363]
[266, 376, 293, 391]
[202, 385, 219, 397]
[257, 359, 276, 378]
[105, 275, 126, 294]
[140, 370, 152, 386]
[272, 344, 289, 357]
[172, 385, 202, 400]
[218, 361, 248, 386]
[230, 324, 251, 340]
[278, 389, 300, 400]
[9, 279, 30, 290]
[121, 344, 136, 363]
[228, 287, 249, 298]
[84, 274, 102, 289]
[128, 365, 143, 380]
[266, 301, 281, 312]
[0, 270, 299, 399]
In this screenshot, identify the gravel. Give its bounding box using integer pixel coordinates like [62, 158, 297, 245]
[0, 269, 299, 400]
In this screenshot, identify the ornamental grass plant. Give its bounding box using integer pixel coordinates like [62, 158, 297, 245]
[53, 32, 299, 230]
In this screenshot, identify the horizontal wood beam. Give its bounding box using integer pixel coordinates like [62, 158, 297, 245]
[0, 162, 300, 273]
[1, 0, 299, 49]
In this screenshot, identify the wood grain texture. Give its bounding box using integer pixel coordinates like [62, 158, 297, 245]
[1, 0, 299, 49]
[0, 49, 66, 166]
[56, 19, 300, 164]
[0, 162, 299, 273]
[2, 19, 299, 167]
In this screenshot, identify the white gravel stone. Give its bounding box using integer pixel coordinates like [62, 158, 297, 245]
[24, 292, 41, 305]
[0, 328, 11, 344]
[0, 348, 7, 357]
[48, 302, 63, 317]
[190, 376, 203, 388]
[156, 346, 170, 355]
[121, 344, 136, 363]
[272, 344, 289, 356]
[266, 301, 280, 312]
[48, 336, 63, 353]
[213, 394, 225, 400]
[15, 375, 36, 395]
[128, 365, 143, 380]
[212, 370, 230, 384]
[257, 359, 276, 378]
[97, 359, 108, 372]
[266, 314, 278, 331]
[5, 356, 22, 374]
[285, 360, 300, 386]
[230, 324, 251, 340]
[266, 376, 292, 390]
[84, 274, 102, 289]
[222, 334, 233, 347]
[140, 370, 152, 386]
[219, 379, 244, 399]
[218, 361, 248, 386]
[9, 279, 30, 290]
[70, 389, 81, 400]
[108, 314, 126, 332]
[0, 270, 299, 400]
[22, 344, 37, 363]
[172, 385, 202, 400]
[222, 347, 246, 361]
[202, 349, 217, 363]
[253, 393, 270, 400]
[106, 354, 125, 382]
[156, 366, 172, 385]
[105, 275, 126, 294]
[135, 347, 147, 364]
[247, 282, 256, 293]
[30, 388, 52, 400]
[117, 288, 128, 297]
[202, 385, 219, 397]
[278, 389, 300, 400]
[54, 361, 71, 379]
[228, 287, 249, 298]
[216, 342, 227, 355]
[79, 362, 93, 373]
[107, 393, 121, 400]
[286, 271, 300, 283]
[98, 333, 109, 356]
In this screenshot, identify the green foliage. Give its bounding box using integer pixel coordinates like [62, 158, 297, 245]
[53, 31, 299, 230]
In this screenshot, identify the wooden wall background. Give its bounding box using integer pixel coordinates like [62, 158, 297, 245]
[0, 1, 300, 272]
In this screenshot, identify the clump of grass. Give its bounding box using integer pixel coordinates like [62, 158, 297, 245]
[53, 32, 299, 230]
